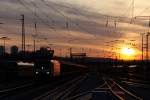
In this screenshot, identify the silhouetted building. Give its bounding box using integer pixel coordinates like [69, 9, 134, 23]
[0, 46, 5, 56]
[11, 46, 18, 55]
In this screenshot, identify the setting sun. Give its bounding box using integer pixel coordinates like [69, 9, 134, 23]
[121, 47, 135, 56]
[120, 47, 136, 60]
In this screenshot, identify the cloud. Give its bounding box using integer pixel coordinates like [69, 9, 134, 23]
[0, 0, 149, 56]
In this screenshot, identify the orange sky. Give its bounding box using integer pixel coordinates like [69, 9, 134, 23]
[0, 0, 150, 60]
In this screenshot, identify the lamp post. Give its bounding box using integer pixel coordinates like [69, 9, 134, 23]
[0, 36, 10, 54]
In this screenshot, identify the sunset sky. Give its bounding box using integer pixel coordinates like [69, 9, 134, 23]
[0, 0, 150, 59]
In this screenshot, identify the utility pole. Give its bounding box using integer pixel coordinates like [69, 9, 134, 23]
[134, 16, 150, 62]
[33, 6, 37, 53]
[131, 0, 134, 18]
[69, 48, 72, 57]
[20, 14, 25, 52]
[141, 33, 145, 62]
[146, 32, 150, 61]
[33, 36, 36, 53]
[69, 48, 73, 61]
[33, 22, 37, 53]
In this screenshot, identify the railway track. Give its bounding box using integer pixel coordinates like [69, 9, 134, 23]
[0, 72, 144, 100]
[66, 78, 143, 100]
[0, 83, 35, 99]
[33, 74, 88, 100]
[65, 80, 110, 100]
[119, 80, 150, 100]
[0, 72, 86, 100]
[105, 79, 142, 100]
[121, 80, 150, 88]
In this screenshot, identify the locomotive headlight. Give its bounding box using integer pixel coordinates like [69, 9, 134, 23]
[46, 72, 50, 74]
[36, 71, 39, 74]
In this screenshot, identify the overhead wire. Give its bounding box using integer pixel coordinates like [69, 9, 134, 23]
[21, 0, 79, 43]
[137, 7, 150, 16]
[42, 0, 123, 42]
[61, 1, 122, 46]
[40, 0, 97, 38]
[29, 0, 56, 29]
[17, 0, 55, 31]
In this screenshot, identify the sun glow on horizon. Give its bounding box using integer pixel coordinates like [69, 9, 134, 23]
[120, 47, 136, 60]
[121, 47, 135, 56]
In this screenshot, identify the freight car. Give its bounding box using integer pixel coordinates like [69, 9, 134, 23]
[60, 61, 88, 76]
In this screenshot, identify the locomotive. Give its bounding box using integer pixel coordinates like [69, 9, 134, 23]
[34, 47, 54, 79]
[34, 47, 87, 80]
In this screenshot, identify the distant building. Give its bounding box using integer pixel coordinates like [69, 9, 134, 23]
[11, 46, 18, 55]
[0, 46, 5, 55]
